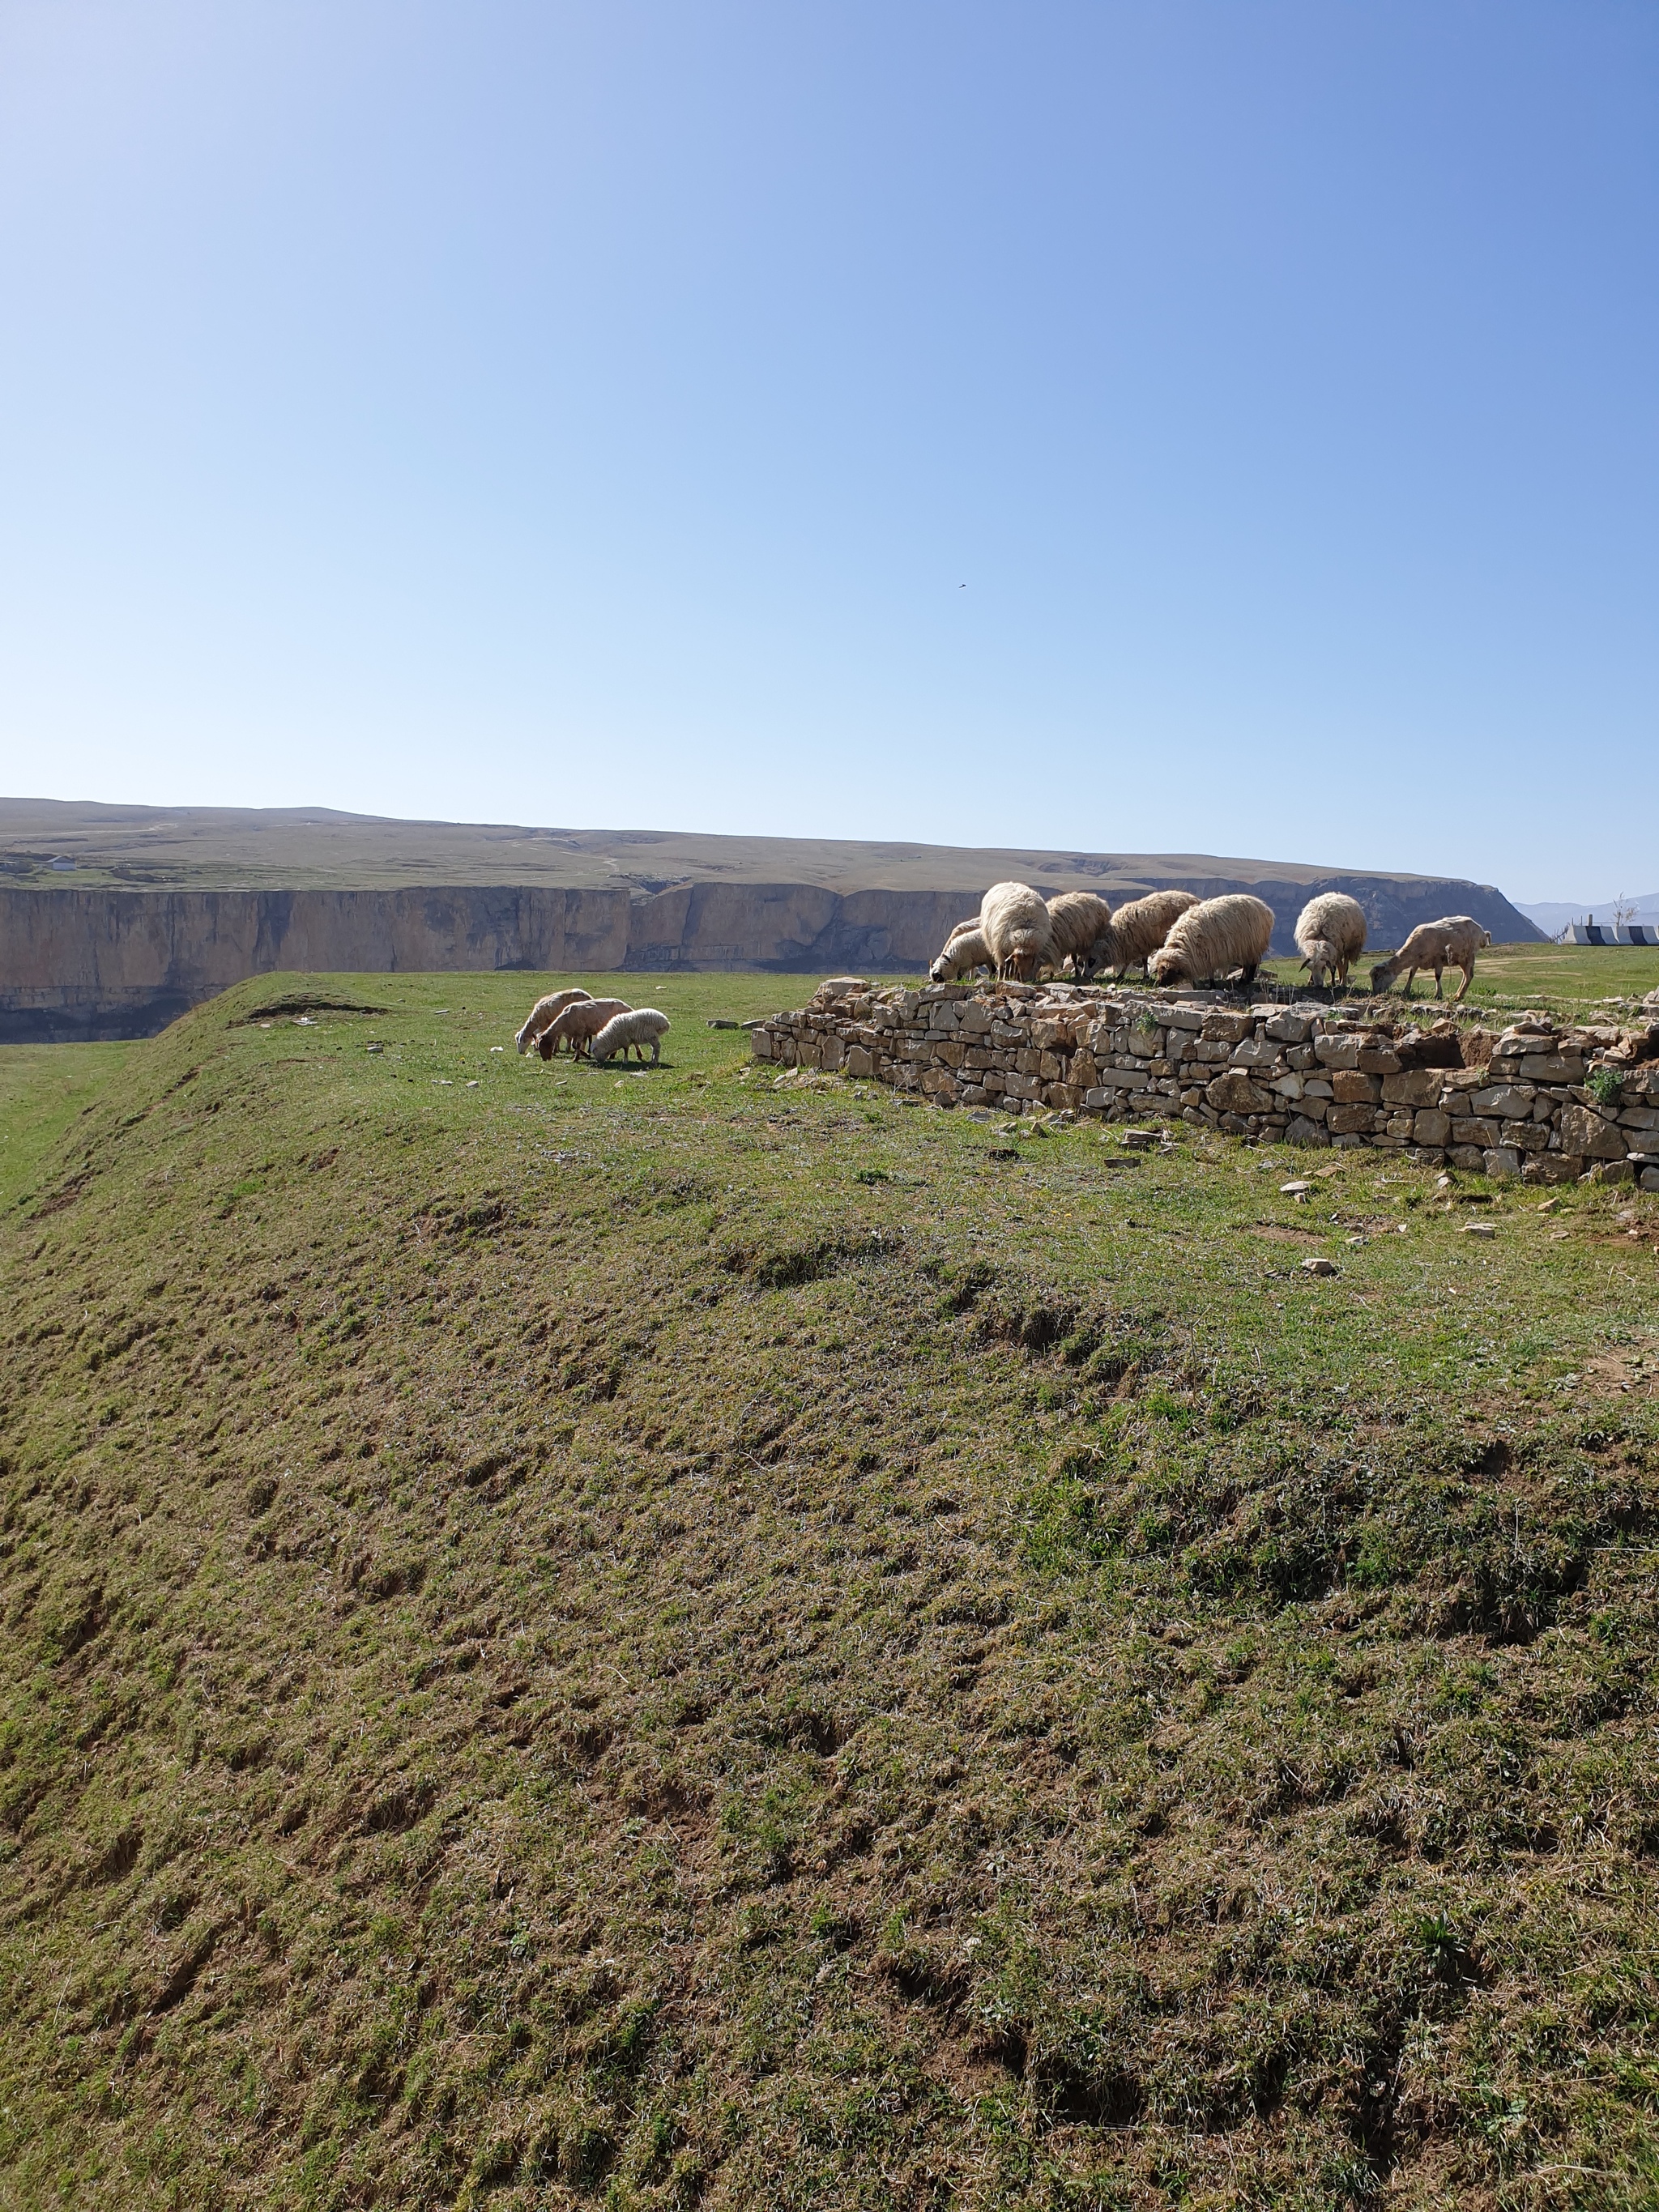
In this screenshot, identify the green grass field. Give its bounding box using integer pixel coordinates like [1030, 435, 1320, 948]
[1, 960, 1656, 2210]
[1263, 939, 1659, 1022]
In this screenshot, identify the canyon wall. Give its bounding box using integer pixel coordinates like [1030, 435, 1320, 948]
[0, 868, 1542, 1040]
[0, 887, 630, 1041]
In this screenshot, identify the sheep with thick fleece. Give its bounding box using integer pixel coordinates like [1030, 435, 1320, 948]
[1370, 917, 1491, 1002]
[929, 926, 992, 982]
[539, 996, 633, 1060]
[589, 1008, 671, 1065]
[1294, 893, 1367, 989]
[515, 987, 593, 1055]
[1045, 891, 1114, 978]
[1086, 889, 1201, 980]
[980, 881, 1055, 981]
[1147, 893, 1276, 988]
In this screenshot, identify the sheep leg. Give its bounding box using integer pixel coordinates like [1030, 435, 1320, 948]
[1453, 962, 1473, 1003]
[1431, 965, 1444, 999]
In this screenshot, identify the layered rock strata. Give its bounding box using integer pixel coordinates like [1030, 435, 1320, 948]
[753, 986, 1659, 1189]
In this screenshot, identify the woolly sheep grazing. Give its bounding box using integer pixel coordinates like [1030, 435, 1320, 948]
[1045, 891, 1114, 978]
[515, 987, 593, 1055]
[979, 880, 1055, 982]
[1294, 892, 1367, 989]
[1086, 889, 1201, 980]
[588, 1008, 671, 1065]
[929, 926, 992, 983]
[1370, 917, 1491, 1002]
[540, 996, 633, 1060]
[1146, 893, 1276, 989]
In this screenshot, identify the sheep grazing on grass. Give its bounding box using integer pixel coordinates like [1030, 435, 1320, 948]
[1370, 917, 1492, 1002]
[539, 996, 633, 1060]
[1045, 891, 1115, 978]
[980, 881, 1055, 982]
[589, 1008, 671, 1065]
[515, 987, 592, 1055]
[929, 926, 992, 983]
[1294, 892, 1367, 989]
[1147, 893, 1276, 989]
[1086, 889, 1201, 980]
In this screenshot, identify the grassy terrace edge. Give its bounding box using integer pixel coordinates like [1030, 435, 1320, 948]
[0, 965, 1656, 2211]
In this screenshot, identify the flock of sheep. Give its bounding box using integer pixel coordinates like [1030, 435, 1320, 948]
[514, 989, 672, 1063]
[928, 881, 1493, 999]
[511, 891, 1495, 1060]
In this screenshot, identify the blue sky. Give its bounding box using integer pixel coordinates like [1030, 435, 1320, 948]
[0, 2, 1653, 899]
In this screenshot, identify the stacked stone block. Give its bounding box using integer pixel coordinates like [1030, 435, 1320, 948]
[751, 985, 1659, 1190]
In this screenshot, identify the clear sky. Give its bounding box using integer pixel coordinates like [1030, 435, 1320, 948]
[1, 2, 1654, 899]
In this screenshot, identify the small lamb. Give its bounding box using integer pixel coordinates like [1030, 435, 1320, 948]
[589, 1008, 671, 1065]
[1370, 918, 1491, 1002]
[929, 925, 992, 982]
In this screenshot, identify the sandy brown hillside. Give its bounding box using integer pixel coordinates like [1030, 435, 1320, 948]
[0, 797, 1540, 931]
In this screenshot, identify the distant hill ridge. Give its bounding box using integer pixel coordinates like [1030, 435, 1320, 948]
[0, 798, 1542, 1040]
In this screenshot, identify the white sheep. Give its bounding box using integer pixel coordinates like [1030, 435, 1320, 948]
[1294, 893, 1367, 989]
[1370, 917, 1492, 1002]
[589, 1008, 671, 1065]
[1045, 891, 1115, 978]
[1085, 889, 1201, 980]
[515, 987, 593, 1055]
[541, 996, 633, 1060]
[980, 881, 1055, 982]
[1147, 893, 1276, 989]
[928, 925, 992, 982]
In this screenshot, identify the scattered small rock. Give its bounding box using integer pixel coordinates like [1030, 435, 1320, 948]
[1461, 1223, 1496, 1238]
[1280, 1180, 1313, 1199]
[1302, 1255, 1338, 1276]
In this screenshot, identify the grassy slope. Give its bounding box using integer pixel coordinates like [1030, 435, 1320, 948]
[1, 967, 1657, 2212]
[0, 1043, 140, 1211]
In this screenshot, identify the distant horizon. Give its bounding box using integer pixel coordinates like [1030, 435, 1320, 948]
[0, 789, 1580, 906]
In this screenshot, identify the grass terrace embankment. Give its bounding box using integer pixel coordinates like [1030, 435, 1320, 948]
[1, 964, 1657, 2210]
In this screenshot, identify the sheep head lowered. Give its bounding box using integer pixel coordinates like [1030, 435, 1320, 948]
[929, 924, 987, 983]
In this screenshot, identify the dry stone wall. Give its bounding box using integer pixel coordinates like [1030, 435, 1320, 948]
[752, 982, 1659, 1191]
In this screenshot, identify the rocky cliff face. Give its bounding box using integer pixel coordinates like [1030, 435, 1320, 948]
[0, 867, 1542, 1040]
[0, 887, 629, 1041]
[620, 872, 1537, 973]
